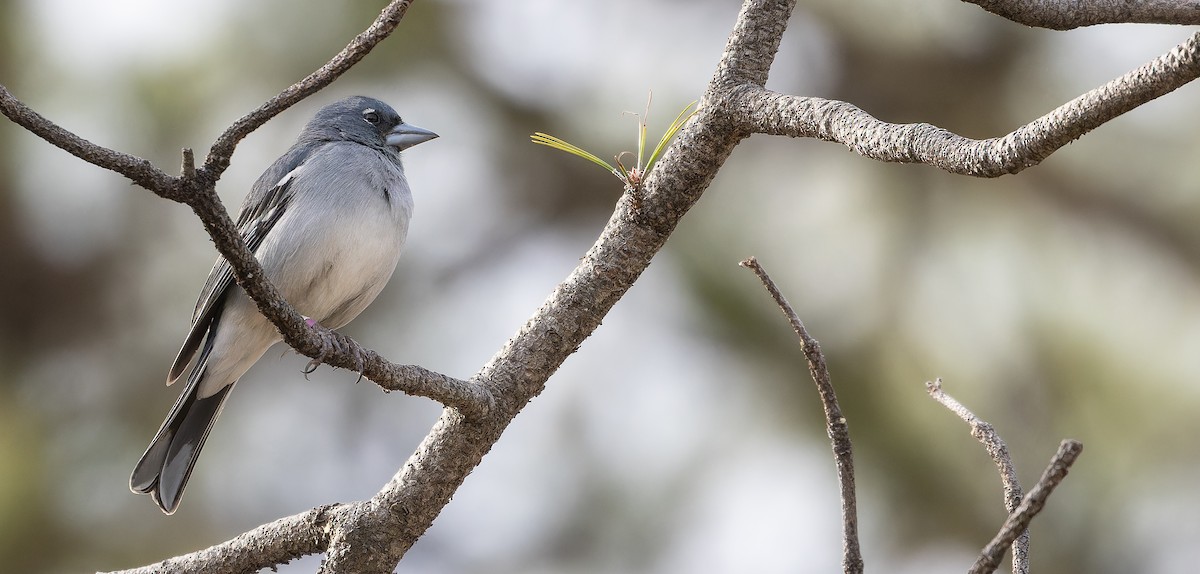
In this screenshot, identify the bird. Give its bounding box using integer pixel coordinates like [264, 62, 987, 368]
[130, 96, 437, 514]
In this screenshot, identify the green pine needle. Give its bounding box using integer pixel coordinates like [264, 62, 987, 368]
[530, 132, 617, 174]
[530, 97, 698, 189]
[646, 101, 697, 173]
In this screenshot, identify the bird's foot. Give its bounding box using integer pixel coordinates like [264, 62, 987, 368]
[301, 316, 367, 382]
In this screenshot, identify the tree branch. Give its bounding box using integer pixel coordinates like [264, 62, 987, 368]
[0, 85, 177, 195]
[962, 0, 1200, 30]
[741, 257, 862, 574]
[971, 440, 1084, 574]
[927, 378, 1029, 574]
[102, 504, 341, 574]
[315, 3, 798, 568]
[730, 30, 1200, 177]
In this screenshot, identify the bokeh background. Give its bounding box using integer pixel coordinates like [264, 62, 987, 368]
[3, 1, 1200, 572]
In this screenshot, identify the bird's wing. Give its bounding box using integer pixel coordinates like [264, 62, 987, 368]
[165, 144, 317, 383]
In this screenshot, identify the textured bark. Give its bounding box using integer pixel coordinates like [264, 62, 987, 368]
[962, 0, 1200, 30]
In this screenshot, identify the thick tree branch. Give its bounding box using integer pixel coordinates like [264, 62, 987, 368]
[971, 440, 1084, 574]
[962, 0, 1200, 30]
[730, 30, 1200, 177]
[741, 257, 862, 574]
[927, 379, 1029, 574]
[319, 1, 799, 571]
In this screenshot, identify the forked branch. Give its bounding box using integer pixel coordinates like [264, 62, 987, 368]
[928, 379, 1083, 574]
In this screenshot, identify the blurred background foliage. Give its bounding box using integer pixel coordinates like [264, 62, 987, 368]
[3, 1, 1200, 572]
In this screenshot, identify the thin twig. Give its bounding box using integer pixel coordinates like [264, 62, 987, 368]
[740, 257, 862, 574]
[926, 378, 1029, 574]
[970, 440, 1084, 574]
[201, 0, 415, 180]
[181, 148, 196, 179]
[0, 85, 177, 194]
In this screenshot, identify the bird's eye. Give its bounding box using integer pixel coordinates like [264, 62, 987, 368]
[362, 109, 380, 125]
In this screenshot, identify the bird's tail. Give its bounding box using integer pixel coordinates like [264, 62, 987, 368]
[130, 349, 234, 515]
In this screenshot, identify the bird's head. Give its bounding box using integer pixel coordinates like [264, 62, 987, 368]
[302, 95, 438, 151]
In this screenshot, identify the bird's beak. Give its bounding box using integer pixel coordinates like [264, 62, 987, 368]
[386, 122, 438, 150]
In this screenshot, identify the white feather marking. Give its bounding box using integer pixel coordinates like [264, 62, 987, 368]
[274, 164, 305, 189]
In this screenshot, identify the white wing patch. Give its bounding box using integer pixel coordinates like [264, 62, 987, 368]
[273, 164, 305, 190]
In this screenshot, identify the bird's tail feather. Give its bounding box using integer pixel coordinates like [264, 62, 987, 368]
[130, 347, 235, 515]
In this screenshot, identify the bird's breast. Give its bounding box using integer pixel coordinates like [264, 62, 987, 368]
[257, 145, 413, 329]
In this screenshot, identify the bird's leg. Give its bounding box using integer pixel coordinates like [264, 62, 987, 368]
[301, 316, 367, 382]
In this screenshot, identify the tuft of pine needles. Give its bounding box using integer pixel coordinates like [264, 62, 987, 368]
[531, 92, 697, 192]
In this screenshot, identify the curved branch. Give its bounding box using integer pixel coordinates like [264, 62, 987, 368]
[963, 0, 1200, 30]
[927, 379, 1029, 574]
[731, 30, 1200, 176]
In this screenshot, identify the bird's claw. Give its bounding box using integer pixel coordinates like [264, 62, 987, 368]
[301, 318, 366, 382]
[302, 355, 324, 378]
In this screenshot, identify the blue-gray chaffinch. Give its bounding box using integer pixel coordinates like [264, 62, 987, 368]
[130, 96, 437, 514]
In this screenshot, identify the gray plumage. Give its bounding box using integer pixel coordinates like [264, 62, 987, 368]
[130, 96, 437, 514]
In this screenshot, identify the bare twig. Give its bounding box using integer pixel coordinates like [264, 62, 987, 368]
[927, 378, 1029, 574]
[731, 31, 1200, 177]
[741, 257, 862, 574]
[181, 147, 196, 179]
[971, 440, 1084, 574]
[962, 0, 1200, 30]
